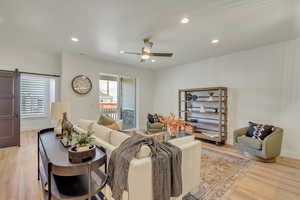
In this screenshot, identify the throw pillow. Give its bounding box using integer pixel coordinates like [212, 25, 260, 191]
[247, 122, 274, 141]
[153, 113, 160, 123]
[105, 122, 120, 131]
[157, 115, 164, 123]
[98, 114, 115, 126]
[148, 113, 155, 123]
[148, 113, 161, 123]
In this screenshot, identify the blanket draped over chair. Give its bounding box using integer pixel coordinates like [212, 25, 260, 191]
[107, 135, 182, 200]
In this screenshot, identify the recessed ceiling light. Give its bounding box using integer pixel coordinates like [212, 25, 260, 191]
[211, 39, 219, 44]
[120, 50, 125, 54]
[71, 37, 79, 42]
[151, 59, 156, 63]
[181, 17, 190, 24]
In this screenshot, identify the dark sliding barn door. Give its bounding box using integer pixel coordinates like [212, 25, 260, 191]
[0, 69, 20, 148]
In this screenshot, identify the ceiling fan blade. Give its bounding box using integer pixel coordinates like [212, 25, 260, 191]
[150, 53, 173, 57]
[124, 52, 141, 55]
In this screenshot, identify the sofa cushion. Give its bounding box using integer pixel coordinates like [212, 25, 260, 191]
[237, 135, 262, 150]
[109, 131, 151, 158]
[73, 126, 86, 134]
[79, 119, 95, 131]
[93, 137, 116, 154]
[110, 130, 130, 147]
[92, 123, 111, 142]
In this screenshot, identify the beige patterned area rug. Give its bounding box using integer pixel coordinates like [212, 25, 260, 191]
[184, 148, 253, 200]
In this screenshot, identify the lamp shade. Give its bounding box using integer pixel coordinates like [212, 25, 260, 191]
[51, 102, 70, 121]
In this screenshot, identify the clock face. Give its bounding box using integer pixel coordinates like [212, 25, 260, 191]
[71, 75, 92, 95]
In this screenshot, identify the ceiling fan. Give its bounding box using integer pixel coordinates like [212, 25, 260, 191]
[121, 38, 173, 62]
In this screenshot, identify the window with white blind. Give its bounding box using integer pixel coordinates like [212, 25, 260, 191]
[20, 75, 51, 118]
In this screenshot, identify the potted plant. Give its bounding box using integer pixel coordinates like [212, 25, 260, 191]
[68, 131, 96, 163]
[74, 131, 95, 152]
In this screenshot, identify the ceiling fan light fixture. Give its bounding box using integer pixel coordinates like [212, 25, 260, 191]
[122, 39, 173, 61]
[144, 47, 151, 53]
[141, 54, 150, 60]
[181, 17, 190, 24]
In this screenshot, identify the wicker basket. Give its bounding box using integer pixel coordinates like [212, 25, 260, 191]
[68, 145, 96, 163]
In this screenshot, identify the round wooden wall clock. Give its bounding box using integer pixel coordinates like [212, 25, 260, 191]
[71, 75, 92, 95]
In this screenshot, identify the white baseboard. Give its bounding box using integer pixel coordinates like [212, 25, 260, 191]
[281, 150, 300, 160]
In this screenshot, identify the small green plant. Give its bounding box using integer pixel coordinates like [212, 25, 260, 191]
[74, 131, 95, 148]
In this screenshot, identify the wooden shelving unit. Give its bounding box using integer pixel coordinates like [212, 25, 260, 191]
[179, 87, 228, 145]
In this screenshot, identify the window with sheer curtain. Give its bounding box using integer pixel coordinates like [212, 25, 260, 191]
[20, 75, 51, 118]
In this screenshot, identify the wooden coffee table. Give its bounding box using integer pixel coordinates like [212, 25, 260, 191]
[38, 128, 107, 200]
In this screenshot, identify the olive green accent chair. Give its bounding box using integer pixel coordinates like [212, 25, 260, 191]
[234, 127, 283, 161]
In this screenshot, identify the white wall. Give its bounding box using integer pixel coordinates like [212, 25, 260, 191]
[0, 47, 61, 75]
[61, 53, 154, 129]
[0, 47, 61, 131]
[153, 39, 300, 160]
[1, 41, 299, 160]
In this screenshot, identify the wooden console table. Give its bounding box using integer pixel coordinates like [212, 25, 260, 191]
[37, 128, 107, 200]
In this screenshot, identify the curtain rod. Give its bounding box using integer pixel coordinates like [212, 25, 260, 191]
[20, 71, 61, 78]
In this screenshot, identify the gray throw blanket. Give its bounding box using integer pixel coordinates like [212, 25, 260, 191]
[107, 135, 182, 200]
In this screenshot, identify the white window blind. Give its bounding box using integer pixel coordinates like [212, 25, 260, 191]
[20, 75, 50, 118]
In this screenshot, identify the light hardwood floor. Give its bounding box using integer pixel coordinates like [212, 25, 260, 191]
[0, 131, 300, 200]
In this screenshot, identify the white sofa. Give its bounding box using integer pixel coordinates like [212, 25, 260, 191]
[75, 119, 201, 200]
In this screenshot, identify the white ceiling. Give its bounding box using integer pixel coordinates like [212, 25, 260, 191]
[0, 0, 299, 69]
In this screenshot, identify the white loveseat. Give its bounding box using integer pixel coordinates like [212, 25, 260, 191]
[75, 119, 201, 200]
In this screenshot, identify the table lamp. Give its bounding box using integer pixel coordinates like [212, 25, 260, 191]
[51, 102, 70, 136]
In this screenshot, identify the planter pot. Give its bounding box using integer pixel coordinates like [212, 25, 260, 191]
[68, 144, 96, 163]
